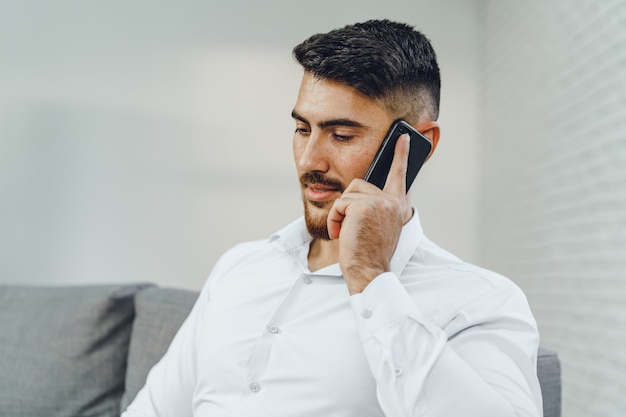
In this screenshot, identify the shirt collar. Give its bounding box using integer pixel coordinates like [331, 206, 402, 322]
[270, 209, 424, 277]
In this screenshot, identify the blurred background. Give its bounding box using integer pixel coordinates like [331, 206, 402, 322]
[1, 0, 625, 415]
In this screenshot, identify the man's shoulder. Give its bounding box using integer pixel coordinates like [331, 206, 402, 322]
[416, 236, 515, 287]
[216, 238, 273, 269]
[404, 243, 536, 335]
[442, 260, 516, 289]
[408, 236, 529, 311]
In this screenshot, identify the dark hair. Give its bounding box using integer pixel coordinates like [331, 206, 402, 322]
[293, 19, 441, 122]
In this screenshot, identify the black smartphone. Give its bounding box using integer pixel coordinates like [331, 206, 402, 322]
[364, 120, 433, 192]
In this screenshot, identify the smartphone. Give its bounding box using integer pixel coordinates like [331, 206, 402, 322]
[364, 120, 433, 192]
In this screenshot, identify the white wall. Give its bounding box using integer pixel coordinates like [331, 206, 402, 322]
[478, 1, 626, 416]
[0, 0, 480, 289]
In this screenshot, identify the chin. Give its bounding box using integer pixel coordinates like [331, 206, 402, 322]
[302, 196, 331, 240]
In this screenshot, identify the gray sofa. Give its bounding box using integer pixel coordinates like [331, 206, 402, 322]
[0, 284, 561, 417]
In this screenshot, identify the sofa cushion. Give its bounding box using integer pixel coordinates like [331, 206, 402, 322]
[0, 284, 147, 417]
[121, 286, 199, 412]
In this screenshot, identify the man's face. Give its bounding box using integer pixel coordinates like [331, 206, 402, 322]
[292, 73, 395, 240]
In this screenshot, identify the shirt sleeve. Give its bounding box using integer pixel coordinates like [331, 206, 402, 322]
[121, 278, 212, 417]
[349, 272, 543, 417]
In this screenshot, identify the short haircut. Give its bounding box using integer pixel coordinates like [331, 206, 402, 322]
[293, 19, 441, 122]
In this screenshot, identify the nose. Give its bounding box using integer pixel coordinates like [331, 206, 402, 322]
[295, 131, 330, 173]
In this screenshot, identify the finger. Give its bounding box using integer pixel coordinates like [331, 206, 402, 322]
[327, 191, 376, 239]
[342, 178, 381, 195]
[327, 198, 348, 240]
[382, 133, 410, 196]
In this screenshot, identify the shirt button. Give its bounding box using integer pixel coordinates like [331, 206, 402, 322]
[361, 308, 372, 319]
[394, 367, 403, 377]
[303, 276, 313, 284]
[250, 382, 260, 393]
[268, 325, 279, 334]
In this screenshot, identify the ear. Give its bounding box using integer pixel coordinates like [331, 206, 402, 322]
[415, 121, 440, 160]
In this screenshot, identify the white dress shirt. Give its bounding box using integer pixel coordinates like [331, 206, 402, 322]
[123, 212, 543, 417]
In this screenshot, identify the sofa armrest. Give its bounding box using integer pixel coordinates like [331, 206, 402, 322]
[537, 346, 561, 417]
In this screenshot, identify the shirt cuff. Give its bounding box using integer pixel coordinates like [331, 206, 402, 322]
[349, 272, 429, 342]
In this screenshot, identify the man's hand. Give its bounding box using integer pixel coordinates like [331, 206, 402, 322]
[327, 134, 413, 295]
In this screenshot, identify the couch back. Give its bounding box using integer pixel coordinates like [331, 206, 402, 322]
[0, 284, 148, 417]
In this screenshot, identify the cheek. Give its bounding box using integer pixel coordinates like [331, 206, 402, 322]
[342, 148, 378, 180]
[292, 138, 303, 168]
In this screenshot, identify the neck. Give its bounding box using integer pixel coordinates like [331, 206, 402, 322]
[307, 238, 339, 272]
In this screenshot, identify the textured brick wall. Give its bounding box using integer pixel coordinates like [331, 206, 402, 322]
[478, 1, 626, 416]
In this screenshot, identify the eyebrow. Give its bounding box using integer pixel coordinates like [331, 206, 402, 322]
[291, 110, 367, 129]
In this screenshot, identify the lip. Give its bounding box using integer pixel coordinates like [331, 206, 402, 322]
[305, 184, 341, 202]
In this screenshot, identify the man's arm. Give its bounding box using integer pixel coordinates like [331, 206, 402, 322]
[350, 273, 542, 417]
[328, 135, 542, 416]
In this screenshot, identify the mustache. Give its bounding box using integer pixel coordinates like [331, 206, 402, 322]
[299, 172, 345, 192]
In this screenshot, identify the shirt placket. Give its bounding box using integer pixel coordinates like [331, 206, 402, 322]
[236, 271, 314, 410]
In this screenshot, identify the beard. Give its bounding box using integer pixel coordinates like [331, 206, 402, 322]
[300, 172, 345, 241]
[303, 195, 331, 240]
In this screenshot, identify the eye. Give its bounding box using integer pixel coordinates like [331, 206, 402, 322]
[333, 133, 354, 142]
[294, 126, 310, 135]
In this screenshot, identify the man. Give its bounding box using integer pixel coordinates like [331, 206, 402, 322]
[123, 20, 542, 417]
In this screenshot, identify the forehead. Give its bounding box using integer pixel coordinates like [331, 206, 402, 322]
[293, 73, 391, 125]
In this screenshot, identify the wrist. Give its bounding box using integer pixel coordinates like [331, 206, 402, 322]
[343, 264, 388, 295]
